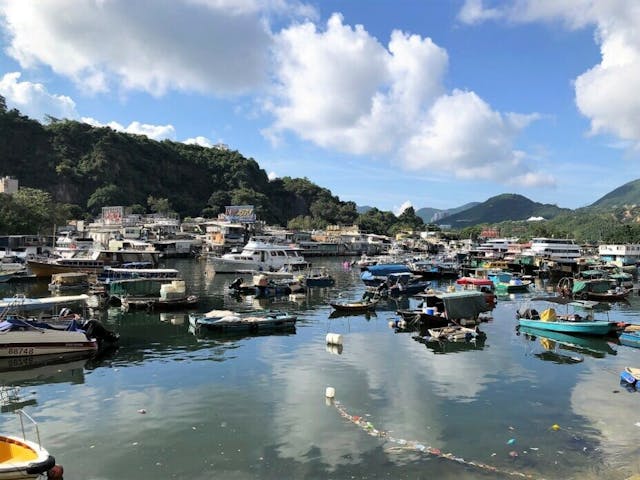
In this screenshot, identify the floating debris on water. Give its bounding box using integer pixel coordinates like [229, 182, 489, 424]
[333, 399, 536, 478]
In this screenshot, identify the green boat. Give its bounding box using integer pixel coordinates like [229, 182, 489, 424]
[518, 317, 612, 336]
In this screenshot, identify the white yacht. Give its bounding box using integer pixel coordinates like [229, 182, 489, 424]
[207, 239, 308, 273]
[524, 238, 582, 262]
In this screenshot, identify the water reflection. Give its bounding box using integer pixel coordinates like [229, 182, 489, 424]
[1, 259, 640, 479]
[519, 325, 618, 360]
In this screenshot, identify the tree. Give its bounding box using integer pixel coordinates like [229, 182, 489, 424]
[147, 196, 172, 214]
[87, 184, 123, 213]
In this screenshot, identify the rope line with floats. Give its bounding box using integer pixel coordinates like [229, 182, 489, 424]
[331, 396, 536, 479]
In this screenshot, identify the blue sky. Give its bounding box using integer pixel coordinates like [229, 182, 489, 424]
[0, 0, 638, 215]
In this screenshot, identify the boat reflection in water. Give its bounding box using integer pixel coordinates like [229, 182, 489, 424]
[518, 325, 618, 362]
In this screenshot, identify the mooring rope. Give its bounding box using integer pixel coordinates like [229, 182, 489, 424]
[333, 399, 536, 479]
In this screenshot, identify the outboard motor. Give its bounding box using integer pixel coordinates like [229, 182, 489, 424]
[83, 319, 120, 345]
[229, 277, 244, 291]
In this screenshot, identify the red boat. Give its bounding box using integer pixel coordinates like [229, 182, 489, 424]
[456, 277, 497, 306]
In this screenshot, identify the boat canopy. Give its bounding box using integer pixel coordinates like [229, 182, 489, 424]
[456, 277, 493, 286]
[572, 279, 611, 294]
[361, 263, 410, 277]
[435, 291, 488, 320]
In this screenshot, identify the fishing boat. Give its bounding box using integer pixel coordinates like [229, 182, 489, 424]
[488, 271, 531, 294]
[398, 290, 492, 329]
[303, 267, 335, 287]
[517, 309, 612, 336]
[426, 325, 485, 342]
[47, 272, 91, 293]
[455, 277, 497, 306]
[329, 297, 379, 313]
[189, 310, 297, 332]
[517, 296, 621, 336]
[0, 410, 56, 479]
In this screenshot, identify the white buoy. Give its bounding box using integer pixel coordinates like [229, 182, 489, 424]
[325, 386, 336, 398]
[325, 333, 343, 346]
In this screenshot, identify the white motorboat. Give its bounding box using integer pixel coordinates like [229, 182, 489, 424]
[0, 410, 56, 479]
[207, 240, 307, 273]
[0, 317, 118, 358]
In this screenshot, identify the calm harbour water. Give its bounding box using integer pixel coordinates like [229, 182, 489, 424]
[2, 258, 640, 480]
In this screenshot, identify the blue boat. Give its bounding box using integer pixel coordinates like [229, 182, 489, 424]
[518, 318, 612, 336]
[620, 329, 640, 348]
[360, 263, 410, 286]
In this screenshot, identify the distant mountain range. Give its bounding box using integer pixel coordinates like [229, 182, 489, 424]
[363, 179, 640, 228]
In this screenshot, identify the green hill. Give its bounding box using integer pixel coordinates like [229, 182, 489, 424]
[0, 100, 358, 227]
[588, 179, 640, 210]
[415, 207, 441, 222]
[435, 194, 568, 227]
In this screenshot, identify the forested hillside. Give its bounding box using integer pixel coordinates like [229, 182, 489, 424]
[0, 96, 358, 226]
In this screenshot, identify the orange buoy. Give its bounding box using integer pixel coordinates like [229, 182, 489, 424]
[47, 464, 64, 479]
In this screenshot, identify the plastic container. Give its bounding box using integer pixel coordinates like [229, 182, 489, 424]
[425, 307, 435, 316]
[325, 387, 336, 398]
[326, 333, 343, 346]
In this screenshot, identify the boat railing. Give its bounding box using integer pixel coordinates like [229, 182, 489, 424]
[16, 409, 45, 451]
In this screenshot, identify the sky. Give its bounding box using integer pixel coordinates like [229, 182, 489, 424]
[0, 0, 639, 216]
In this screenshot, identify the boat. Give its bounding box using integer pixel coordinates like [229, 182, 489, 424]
[455, 277, 497, 306]
[398, 290, 492, 328]
[619, 325, 640, 348]
[228, 274, 305, 298]
[559, 276, 631, 302]
[98, 265, 181, 283]
[118, 280, 198, 311]
[303, 267, 335, 287]
[0, 316, 118, 358]
[0, 295, 90, 315]
[517, 306, 613, 336]
[329, 297, 379, 313]
[188, 310, 297, 332]
[487, 271, 531, 294]
[27, 248, 161, 278]
[426, 325, 485, 342]
[47, 272, 91, 293]
[0, 409, 56, 479]
[207, 239, 308, 274]
[360, 263, 411, 287]
[368, 272, 431, 298]
[620, 367, 640, 386]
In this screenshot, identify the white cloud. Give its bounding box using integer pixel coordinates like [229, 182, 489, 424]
[458, 0, 640, 148]
[82, 117, 176, 141]
[0, 0, 275, 95]
[267, 13, 448, 155]
[267, 14, 550, 186]
[401, 90, 548, 186]
[184, 136, 214, 148]
[267, 171, 278, 180]
[394, 200, 413, 216]
[0, 71, 77, 121]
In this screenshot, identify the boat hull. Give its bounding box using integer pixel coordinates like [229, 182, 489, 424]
[0, 435, 55, 479]
[518, 318, 612, 336]
[0, 331, 97, 358]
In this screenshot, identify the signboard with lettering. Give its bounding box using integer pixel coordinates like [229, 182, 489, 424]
[225, 205, 256, 223]
[102, 206, 124, 225]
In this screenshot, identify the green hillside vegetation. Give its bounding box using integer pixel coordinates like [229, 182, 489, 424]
[589, 179, 640, 210]
[0, 96, 422, 236]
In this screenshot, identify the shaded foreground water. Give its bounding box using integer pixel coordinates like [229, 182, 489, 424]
[2, 258, 640, 479]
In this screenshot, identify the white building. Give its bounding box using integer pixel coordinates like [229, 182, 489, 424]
[599, 244, 640, 267]
[0, 176, 18, 195]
